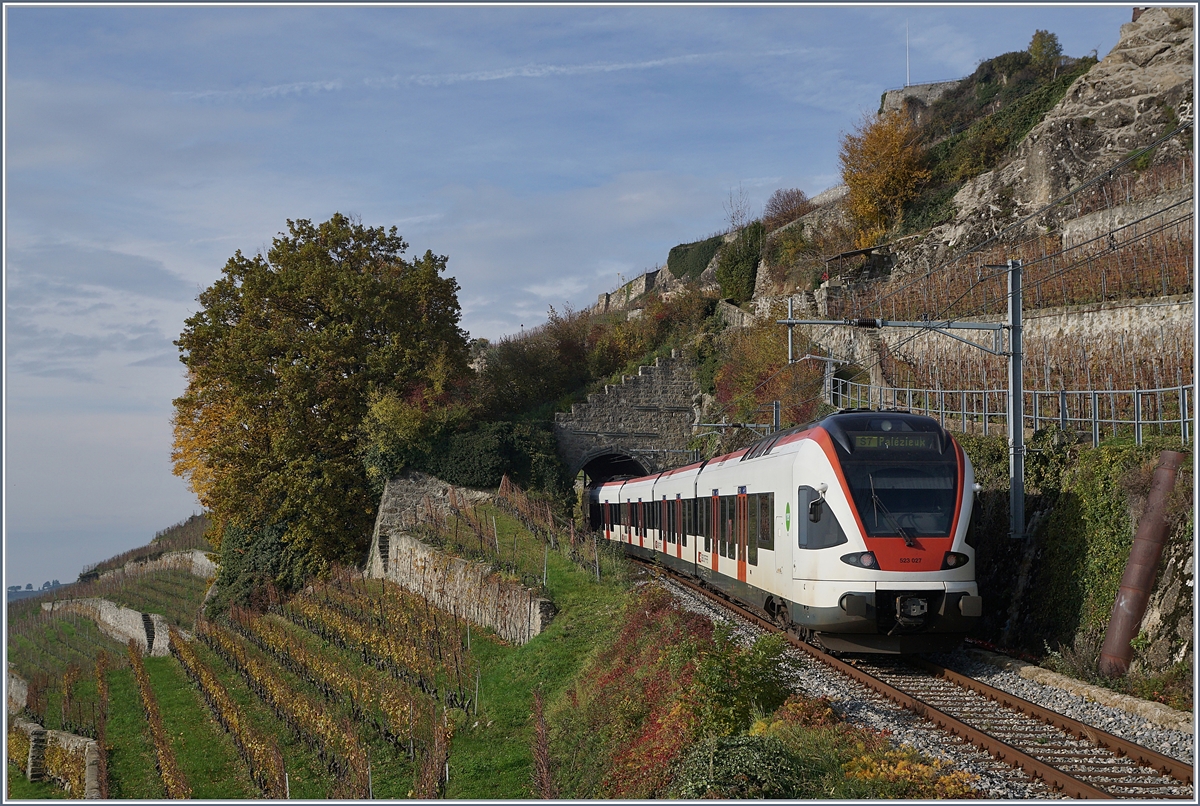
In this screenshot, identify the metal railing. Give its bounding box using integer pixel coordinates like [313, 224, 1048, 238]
[831, 378, 1192, 447]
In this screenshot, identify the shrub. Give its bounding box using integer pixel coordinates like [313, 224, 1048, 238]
[669, 735, 806, 798]
[762, 188, 815, 232]
[425, 421, 569, 496]
[715, 221, 765, 303]
[667, 235, 725, 280]
[689, 624, 790, 737]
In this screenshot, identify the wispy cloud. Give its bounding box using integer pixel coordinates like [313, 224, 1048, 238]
[369, 52, 717, 90]
[173, 80, 342, 102]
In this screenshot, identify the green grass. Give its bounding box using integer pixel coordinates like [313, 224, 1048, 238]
[445, 532, 633, 798]
[7, 763, 68, 799]
[190, 640, 331, 799]
[104, 667, 165, 799]
[143, 655, 257, 798]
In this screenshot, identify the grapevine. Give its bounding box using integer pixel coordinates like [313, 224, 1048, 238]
[197, 620, 370, 796]
[168, 627, 286, 798]
[127, 640, 192, 799]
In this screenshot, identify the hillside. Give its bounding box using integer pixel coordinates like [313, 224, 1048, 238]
[8, 496, 990, 799]
[8, 8, 1194, 801]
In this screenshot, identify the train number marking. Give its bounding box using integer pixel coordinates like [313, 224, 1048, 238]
[898, 557, 922, 564]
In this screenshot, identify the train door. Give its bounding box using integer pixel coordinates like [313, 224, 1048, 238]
[637, 500, 644, 548]
[603, 502, 611, 542]
[736, 488, 748, 583]
[662, 497, 672, 557]
[710, 492, 720, 573]
[675, 495, 683, 559]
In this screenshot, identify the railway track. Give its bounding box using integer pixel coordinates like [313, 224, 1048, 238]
[640, 561, 1194, 799]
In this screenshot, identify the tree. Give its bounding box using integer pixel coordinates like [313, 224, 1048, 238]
[762, 188, 815, 232]
[172, 214, 470, 587]
[1028, 30, 1063, 76]
[838, 110, 930, 247]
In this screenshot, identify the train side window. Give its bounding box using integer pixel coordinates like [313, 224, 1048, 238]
[747, 495, 758, 566]
[722, 496, 736, 559]
[797, 486, 847, 549]
[758, 493, 775, 551]
[665, 501, 674, 544]
[703, 497, 713, 553]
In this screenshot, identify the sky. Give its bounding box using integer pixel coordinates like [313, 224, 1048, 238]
[3, 3, 1132, 586]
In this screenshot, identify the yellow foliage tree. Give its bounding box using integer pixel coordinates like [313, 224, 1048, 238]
[838, 111, 930, 247]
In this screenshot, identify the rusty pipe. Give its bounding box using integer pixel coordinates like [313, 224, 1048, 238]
[1098, 450, 1186, 677]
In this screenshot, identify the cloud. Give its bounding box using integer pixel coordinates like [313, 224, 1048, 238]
[391, 52, 714, 88]
[9, 243, 192, 300]
[129, 352, 182, 368]
[173, 80, 343, 102]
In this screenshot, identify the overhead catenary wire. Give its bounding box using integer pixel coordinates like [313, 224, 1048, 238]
[704, 124, 1192, 431]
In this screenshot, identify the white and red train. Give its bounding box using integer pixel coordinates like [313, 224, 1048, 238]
[589, 409, 982, 653]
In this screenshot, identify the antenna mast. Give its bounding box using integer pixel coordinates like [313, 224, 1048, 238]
[906, 19, 910, 87]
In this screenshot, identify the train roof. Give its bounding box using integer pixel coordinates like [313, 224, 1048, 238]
[741, 409, 953, 460]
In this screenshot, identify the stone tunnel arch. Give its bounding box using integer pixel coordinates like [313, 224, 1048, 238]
[576, 448, 650, 487]
[553, 353, 700, 489]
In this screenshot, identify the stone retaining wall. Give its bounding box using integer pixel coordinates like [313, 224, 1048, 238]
[367, 474, 554, 645]
[97, 549, 216, 582]
[42, 599, 169, 656]
[748, 293, 1193, 391]
[8, 666, 28, 714]
[8, 717, 101, 798]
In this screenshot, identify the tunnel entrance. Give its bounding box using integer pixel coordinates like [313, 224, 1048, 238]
[579, 451, 650, 487]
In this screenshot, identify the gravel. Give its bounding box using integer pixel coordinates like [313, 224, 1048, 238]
[650, 577, 1194, 799]
[933, 650, 1195, 765]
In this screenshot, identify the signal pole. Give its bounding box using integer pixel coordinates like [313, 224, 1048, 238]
[778, 259, 1026, 538]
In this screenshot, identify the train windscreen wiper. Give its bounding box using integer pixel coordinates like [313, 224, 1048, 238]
[869, 473, 916, 547]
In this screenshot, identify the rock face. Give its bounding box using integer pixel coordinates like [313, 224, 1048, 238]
[937, 6, 1193, 250]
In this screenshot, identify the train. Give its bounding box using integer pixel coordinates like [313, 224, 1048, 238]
[588, 409, 982, 653]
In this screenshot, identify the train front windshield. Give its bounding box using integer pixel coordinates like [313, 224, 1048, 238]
[840, 430, 958, 538]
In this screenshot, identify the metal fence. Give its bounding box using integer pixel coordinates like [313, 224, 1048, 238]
[831, 378, 1192, 447]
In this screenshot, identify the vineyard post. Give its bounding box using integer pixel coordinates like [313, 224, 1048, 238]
[543, 544, 549, 587]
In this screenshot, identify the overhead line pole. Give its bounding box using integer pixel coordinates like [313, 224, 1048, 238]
[779, 260, 1026, 539]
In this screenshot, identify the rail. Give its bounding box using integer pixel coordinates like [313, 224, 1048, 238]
[639, 560, 1194, 799]
[831, 378, 1192, 446]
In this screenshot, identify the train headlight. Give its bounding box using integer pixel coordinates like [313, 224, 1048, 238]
[840, 551, 878, 569]
[941, 551, 971, 569]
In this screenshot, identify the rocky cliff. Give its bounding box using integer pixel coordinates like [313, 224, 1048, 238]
[928, 6, 1193, 257]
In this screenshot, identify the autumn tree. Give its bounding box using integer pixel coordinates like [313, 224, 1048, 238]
[1028, 30, 1063, 76]
[838, 110, 930, 247]
[762, 188, 815, 232]
[172, 214, 470, 593]
[712, 307, 825, 427]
